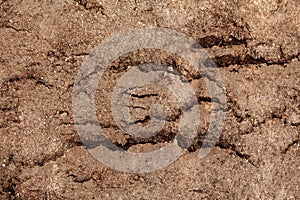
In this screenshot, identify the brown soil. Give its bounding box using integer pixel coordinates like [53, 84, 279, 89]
[0, 0, 299, 199]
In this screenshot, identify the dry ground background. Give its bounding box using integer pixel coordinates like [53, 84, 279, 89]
[0, 0, 299, 199]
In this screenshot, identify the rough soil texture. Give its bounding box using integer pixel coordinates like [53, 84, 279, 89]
[0, 0, 299, 199]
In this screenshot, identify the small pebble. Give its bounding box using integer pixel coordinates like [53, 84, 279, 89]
[60, 112, 68, 118]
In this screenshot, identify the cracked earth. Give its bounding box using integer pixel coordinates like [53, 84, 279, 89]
[0, 0, 299, 199]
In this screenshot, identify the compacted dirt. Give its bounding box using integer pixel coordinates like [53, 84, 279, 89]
[0, 0, 299, 199]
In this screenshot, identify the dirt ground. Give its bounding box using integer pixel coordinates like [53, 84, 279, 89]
[0, 0, 299, 199]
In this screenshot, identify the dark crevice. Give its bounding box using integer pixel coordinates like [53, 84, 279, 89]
[83, 136, 118, 150]
[72, 52, 89, 57]
[59, 122, 75, 126]
[198, 96, 226, 107]
[4, 63, 41, 84]
[114, 131, 177, 151]
[67, 172, 99, 183]
[198, 35, 247, 48]
[6, 74, 35, 83]
[5, 72, 54, 89]
[197, 96, 212, 102]
[212, 53, 300, 68]
[216, 142, 257, 167]
[0, 24, 28, 32]
[115, 139, 157, 151]
[132, 115, 151, 124]
[75, 0, 107, 16]
[283, 140, 299, 154]
[0, 106, 18, 112]
[97, 123, 119, 129]
[36, 80, 53, 89]
[131, 93, 159, 98]
[290, 122, 300, 127]
[191, 189, 203, 193]
[2, 178, 16, 199]
[76, 0, 101, 10]
[213, 54, 267, 68]
[187, 135, 206, 152]
[234, 149, 251, 160]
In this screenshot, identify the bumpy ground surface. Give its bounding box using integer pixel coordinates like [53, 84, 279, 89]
[0, 0, 299, 199]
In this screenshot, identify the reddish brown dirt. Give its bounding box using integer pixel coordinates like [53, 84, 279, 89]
[0, 0, 299, 199]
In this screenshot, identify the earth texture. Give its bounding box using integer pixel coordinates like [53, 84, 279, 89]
[0, 0, 299, 199]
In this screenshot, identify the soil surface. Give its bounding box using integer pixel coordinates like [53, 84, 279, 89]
[0, 0, 299, 199]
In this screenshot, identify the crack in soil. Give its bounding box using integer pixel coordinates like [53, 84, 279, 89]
[213, 53, 300, 68]
[215, 142, 257, 167]
[198, 35, 247, 48]
[75, 0, 108, 17]
[0, 1, 299, 199]
[35, 143, 84, 167]
[283, 140, 300, 154]
[0, 24, 28, 32]
[2, 178, 16, 199]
